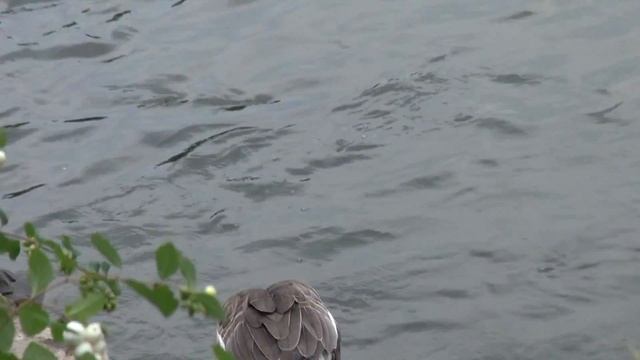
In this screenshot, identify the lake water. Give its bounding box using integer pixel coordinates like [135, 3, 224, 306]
[1, 0, 640, 359]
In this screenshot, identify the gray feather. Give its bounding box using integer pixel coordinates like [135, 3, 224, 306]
[277, 303, 301, 351]
[248, 289, 276, 313]
[297, 326, 317, 357]
[248, 325, 280, 360]
[300, 307, 323, 340]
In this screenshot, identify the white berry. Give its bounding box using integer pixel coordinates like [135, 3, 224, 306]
[74, 341, 93, 357]
[93, 339, 107, 353]
[205, 285, 217, 296]
[84, 323, 104, 343]
[63, 321, 86, 345]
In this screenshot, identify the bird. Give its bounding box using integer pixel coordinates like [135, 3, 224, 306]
[216, 279, 341, 360]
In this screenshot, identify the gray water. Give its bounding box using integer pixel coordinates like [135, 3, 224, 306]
[2, 0, 640, 359]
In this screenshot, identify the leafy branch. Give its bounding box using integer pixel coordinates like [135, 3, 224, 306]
[0, 127, 233, 360]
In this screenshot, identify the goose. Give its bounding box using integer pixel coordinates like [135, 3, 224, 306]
[216, 279, 341, 360]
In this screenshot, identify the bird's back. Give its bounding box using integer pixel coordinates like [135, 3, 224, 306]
[218, 280, 340, 360]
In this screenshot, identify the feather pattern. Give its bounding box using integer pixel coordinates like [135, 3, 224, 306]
[217, 280, 341, 360]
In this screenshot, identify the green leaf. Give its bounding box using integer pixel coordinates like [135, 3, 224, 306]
[90, 233, 121, 268]
[0, 128, 6, 148]
[65, 293, 106, 322]
[0, 352, 19, 360]
[59, 253, 76, 275]
[0, 233, 20, 260]
[100, 261, 111, 274]
[49, 320, 66, 343]
[39, 239, 59, 253]
[88, 261, 101, 273]
[179, 257, 197, 288]
[156, 242, 180, 279]
[106, 279, 121, 296]
[193, 293, 225, 320]
[0, 295, 10, 309]
[23, 342, 57, 360]
[24, 223, 37, 239]
[125, 280, 178, 317]
[28, 248, 54, 297]
[0, 308, 15, 352]
[18, 302, 50, 336]
[213, 344, 236, 360]
[40, 239, 76, 275]
[0, 209, 8, 227]
[61, 236, 77, 255]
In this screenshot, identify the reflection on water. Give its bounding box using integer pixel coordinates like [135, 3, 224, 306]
[2, 0, 640, 359]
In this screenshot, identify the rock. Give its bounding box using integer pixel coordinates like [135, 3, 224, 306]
[11, 318, 73, 360]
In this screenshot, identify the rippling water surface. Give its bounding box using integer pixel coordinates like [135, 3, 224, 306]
[2, 0, 640, 359]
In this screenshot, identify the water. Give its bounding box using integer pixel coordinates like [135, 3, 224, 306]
[2, 0, 640, 359]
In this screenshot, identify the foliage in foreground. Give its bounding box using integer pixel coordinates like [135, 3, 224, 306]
[0, 127, 234, 359]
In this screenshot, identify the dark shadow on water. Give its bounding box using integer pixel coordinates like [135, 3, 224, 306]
[196, 212, 239, 235]
[513, 303, 573, 320]
[222, 180, 303, 202]
[40, 126, 96, 143]
[0, 42, 115, 63]
[6, 0, 55, 8]
[2, 122, 29, 129]
[285, 167, 314, 176]
[335, 140, 384, 152]
[308, 154, 371, 169]
[106, 10, 130, 23]
[474, 117, 527, 136]
[159, 126, 295, 181]
[2, 127, 38, 144]
[3, 184, 46, 199]
[331, 72, 446, 115]
[403, 173, 455, 190]
[193, 93, 277, 112]
[366, 172, 455, 197]
[429, 54, 447, 63]
[343, 320, 462, 349]
[106, 74, 189, 108]
[383, 320, 463, 336]
[229, 0, 257, 7]
[286, 152, 374, 176]
[497, 10, 535, 22]
[432, 289, 473, 300]
[237, 227, 395, 260]
[586, 101, 627, 125]
[141, 124, 234, 149]
[490, 73, 542, 85]
[331, 100, 366, 113]
[469, 249, 520, 263]
[156, 126, 256, 166]
[476, 159, 499, 167]
[1, 0, 57, 14]
[62, 116, 106, 123]
[102, 55, 126, 63]
[454, 114, 473, 122]
[58, 157, 131, 187]
[0, 107, 21, 120]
